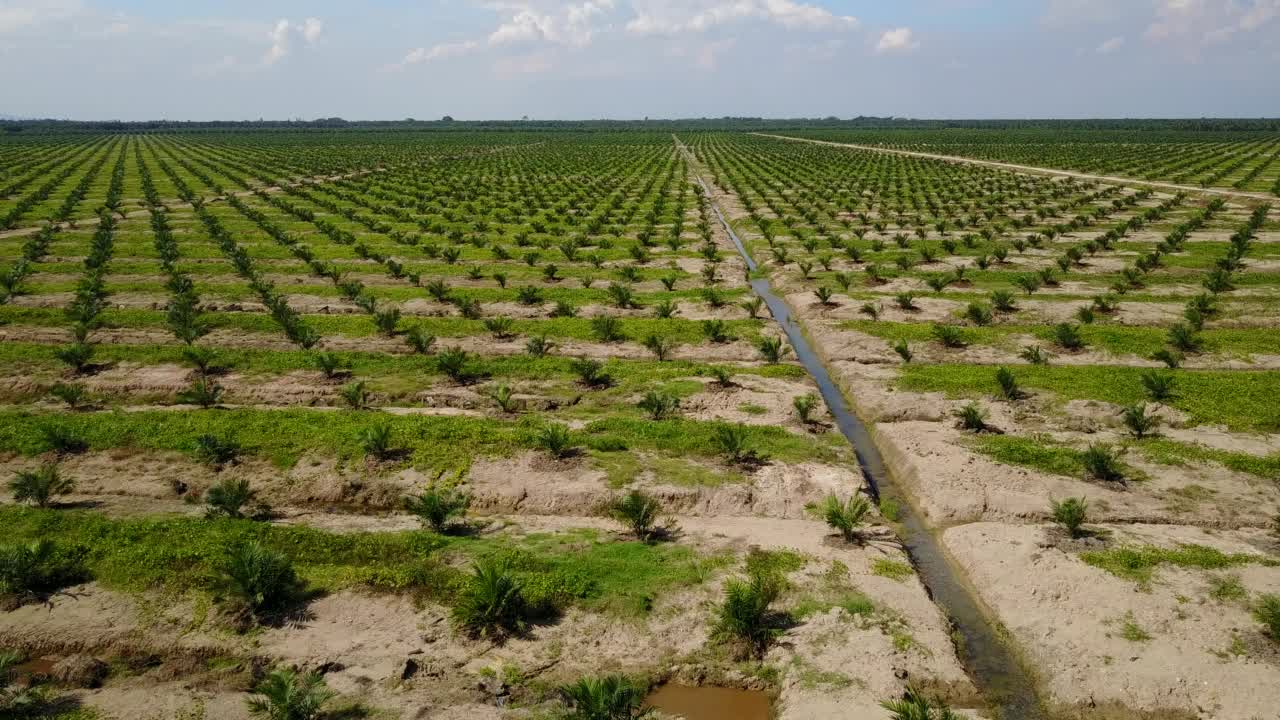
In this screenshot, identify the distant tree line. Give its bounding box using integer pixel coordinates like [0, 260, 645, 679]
[2, 116, 1278, 135]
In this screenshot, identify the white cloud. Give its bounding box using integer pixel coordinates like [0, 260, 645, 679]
[405, 40, 480, 63]
[263, 17, 324, 65]
[1146, 0, 1280, 48]
[301, 17, 323, 45]
[392, 0, 855, 70]
[626, 0, 856, 35]
[1096, 35, 1124, 53]
[264, 18, 290, 64]
[0, 0, 82, 34]
[875, 27, 918, 54]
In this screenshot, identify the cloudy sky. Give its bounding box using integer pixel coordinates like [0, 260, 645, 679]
[1, 0, 1278, 120]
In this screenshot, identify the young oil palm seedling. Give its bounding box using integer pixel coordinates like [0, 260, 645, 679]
[181, 346, 221, 376]
[489, 384, 519, 414]
[1120, 403, 1158, 439]
[536, 423, 577, 459]
[1151, 348, 1183, 369]
[483, 316, 516, 340]
[757, 336, 789, 364]
[54, 342, 95, 374]
[1019, 345, 1050, 365]
[709, 366, 734, 388]
[405, 326, 437, 355]
[340, 380, 370, 409]
[436, 347, 471, 382]
[740, 296, 764, 319]
[205, 477, 269, 520]
[1255, 594, 1280, 642]
[1140, 370, 1176, 401]
[558, 674, 651, 720]
[608, 490, 665, 542]
[452, 558, 530, 639]
[1167, 323, 1202, 353]
[246, 668, 334, 720]
[1082, 444, 1125, 483]
[571, 358, 612, 388]
[638, 391, 680, 421]
[990, 290, 1017, 313]
[954, 402, 990, 433]
[894, 292, 918, 311]
[966, 302, 994, 327]
[359, 424, 395, 460]
[816, 493, 872, 543]
[404, 479, 471, 533]
[713, 566, 784, 660]
[893, 339, 913, 363]
[606, 283, 638, 309]
[654, 299, 678, 319]
[1050, 497, 1089, 539]
[931, 324, 966, 348]
[373, 306, 401, 336]
[714, 424, 764, 466]
[701, 319, 731, 344]
[793, 393, 820, 424]
[525, 335, 554, 358]
[177, 377, 224, 409]
[591, 315, 625, 343]
[881, 686, 962, 720]
[312, 351, 349, 379]
[219, 541, 304, 623]
[8, 464, 74, 508]
[40, 424, 86, 455]
[642, 333, 676, 361]
[1052, 322, 1085, 350]
[995, 367, 1022, 401]
[194, 433, 241, 468]
[0, 540, 84, 603]
[47, 382, 89, 410]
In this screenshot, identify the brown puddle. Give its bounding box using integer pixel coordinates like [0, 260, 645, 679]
[644, 684, 771, 720]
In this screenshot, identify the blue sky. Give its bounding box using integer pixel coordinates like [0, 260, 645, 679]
[2, 0, 1277, 120]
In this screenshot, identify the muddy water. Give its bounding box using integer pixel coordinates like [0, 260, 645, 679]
[644, 684, 771, 720]
[677, 137, 1046, 719]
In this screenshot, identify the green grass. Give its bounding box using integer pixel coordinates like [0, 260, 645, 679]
[0, 305, 765, 345]
[0, 408, 841, 470]
[971, 434, 1088, 478]
[1081, 543, 1277, 588]
[0, 507, 728, 618]
[591, 451, 744, 488]
[899, 364, 1280, 432]
[1137, 439, 1280, 481]
[870, 559, 914, 582]
[844, 319, 1280, 358]
[0, 341, 805, 392]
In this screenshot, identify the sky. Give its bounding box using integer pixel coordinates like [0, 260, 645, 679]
[1, 0, 1278, 121]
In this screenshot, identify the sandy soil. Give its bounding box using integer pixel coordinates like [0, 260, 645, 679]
[0, 503, 974, 720]
[943, 522, 1280, 719]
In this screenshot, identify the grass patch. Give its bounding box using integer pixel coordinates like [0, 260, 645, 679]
[0, 507, 727, 618]
[1081, 543, 1277, 589]
[592, 451, 744, 488]
[1138, 439, 1280, 481]
[0, 305, 764, 345]
[0, 409, 840, 470]
[871, 559, 914, 582]
[900, 363, 1280, 432]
